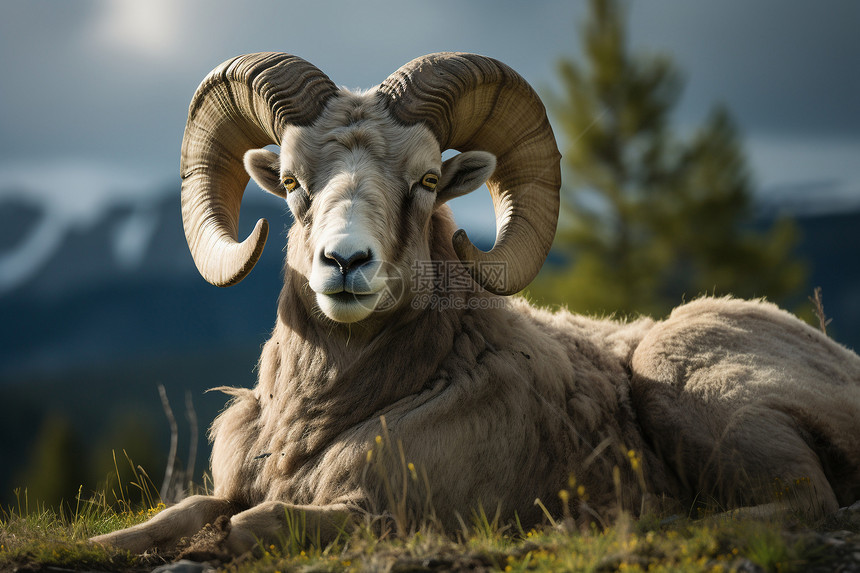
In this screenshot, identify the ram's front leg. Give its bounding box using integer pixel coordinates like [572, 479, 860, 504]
[91, 495, 241, 554]
[224, 501, 356, 554]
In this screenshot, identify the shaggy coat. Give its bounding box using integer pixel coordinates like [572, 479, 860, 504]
[92, 211, 860, 552]
[91, 52, 860, 556]
[632, 297, 860, 513]
[206, 206, 860, 532]
[210, 208, 671, 529]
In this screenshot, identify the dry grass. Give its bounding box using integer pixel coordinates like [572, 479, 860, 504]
[3, 443, 859, 572]
[5, 497, 858, 572]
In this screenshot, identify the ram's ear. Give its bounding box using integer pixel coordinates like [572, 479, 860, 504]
[244, 149, 285, 199]
[435, 151, 497, 205]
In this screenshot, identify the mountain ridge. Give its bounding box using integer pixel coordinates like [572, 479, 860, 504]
[1, 187, 858, 383]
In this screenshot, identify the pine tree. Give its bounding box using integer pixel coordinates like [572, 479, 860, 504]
[532, 0, 805, 317]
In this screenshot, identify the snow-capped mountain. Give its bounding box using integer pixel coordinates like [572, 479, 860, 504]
[0, 185, 291, 379]
[1, 180, 859, 383]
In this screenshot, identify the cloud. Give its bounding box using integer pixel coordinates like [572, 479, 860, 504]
[84, 0, 183, 59]
[1, 0, 858, 236]
[629, 0, 860, 136]
[747, 135, 860, 191]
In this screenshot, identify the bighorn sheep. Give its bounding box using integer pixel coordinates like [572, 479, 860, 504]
[93, 52, 860, 555]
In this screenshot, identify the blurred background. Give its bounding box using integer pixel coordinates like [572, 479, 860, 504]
[1, 0, 858, 509]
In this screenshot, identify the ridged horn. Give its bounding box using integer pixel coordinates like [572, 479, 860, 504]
[181, 53, 338, 286]
[378, 52, 561, 295]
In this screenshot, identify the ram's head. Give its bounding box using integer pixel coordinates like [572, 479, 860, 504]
[181, 53, 560, 324]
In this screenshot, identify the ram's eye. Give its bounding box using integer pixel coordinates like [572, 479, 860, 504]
[420, 173, 439, 190]
[282, 175, 298, 192]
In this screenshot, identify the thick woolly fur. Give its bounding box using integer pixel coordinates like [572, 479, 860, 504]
[208, 178, 860, 532]
[209, 206, 668, 529]
[93, 88, 860, 555]
[631, 297, 860, 513]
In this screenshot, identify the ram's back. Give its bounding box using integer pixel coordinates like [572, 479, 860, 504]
[630, 296, 860, 512]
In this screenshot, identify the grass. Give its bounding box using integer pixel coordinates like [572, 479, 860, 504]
[3, 448, 858, 572]
[0, 489, 157, 571]
[2, 498, 847, 573]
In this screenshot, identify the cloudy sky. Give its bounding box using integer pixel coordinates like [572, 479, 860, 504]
[0, 0, 858, 261]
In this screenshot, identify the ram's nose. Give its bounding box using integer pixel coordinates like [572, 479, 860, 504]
[323, 247, 372, 275]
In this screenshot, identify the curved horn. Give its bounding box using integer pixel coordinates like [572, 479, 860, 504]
[181, 52, 338, 286]
[378, 53, 561, 295]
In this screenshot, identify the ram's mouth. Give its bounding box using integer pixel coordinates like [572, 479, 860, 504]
[326, 291, 377, 305]
[316, 290, 382, 323]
